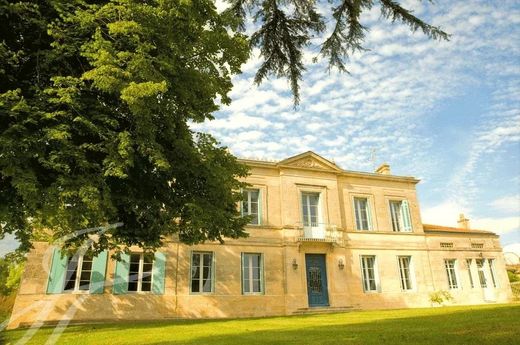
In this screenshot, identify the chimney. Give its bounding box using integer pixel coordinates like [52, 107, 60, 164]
[375, 163, 391, 175]
[457, 213, 470, 229]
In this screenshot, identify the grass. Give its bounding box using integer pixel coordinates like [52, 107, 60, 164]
[2, 304, 520, 345]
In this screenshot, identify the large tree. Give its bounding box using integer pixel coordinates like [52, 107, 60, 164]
[0, 0, 447, 254]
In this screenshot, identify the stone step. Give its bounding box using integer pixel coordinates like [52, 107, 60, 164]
[292, 306, 356, 315]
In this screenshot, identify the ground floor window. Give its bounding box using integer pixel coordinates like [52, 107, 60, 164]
[191, 252, 214, 293]
[128, 253, 153, 292]
[398, 256, 414, 290]
[444, 259, 459, 289]
[64, 254, 93, 292]
[466, 259, 475, 288]
[242, 253, 263, 294]
[488, 259, 497, 287]
[476, 259, 487, 288]
[360, 255, 379, 292]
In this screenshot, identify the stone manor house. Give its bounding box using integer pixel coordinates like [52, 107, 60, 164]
[8, 151, 513, 328]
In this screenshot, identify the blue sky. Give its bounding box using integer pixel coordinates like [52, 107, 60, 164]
[1, 0, 518, 256]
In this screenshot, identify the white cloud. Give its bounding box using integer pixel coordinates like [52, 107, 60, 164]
[490, 195, 520, 214]
[472, 217, 520, 235]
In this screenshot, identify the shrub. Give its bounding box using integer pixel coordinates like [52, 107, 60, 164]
[429, 290, 454, 306]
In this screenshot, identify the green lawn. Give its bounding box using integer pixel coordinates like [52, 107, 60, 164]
[3, 304, 520, 345]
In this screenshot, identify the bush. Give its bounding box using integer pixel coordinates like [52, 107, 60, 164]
[429, 290, 454, 305]
[507, 270, 519, 282]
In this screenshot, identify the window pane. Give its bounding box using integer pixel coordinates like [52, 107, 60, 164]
[203, 253, 212, 267]
[141, 282, 151, 292]
[64, 256, 79, 291]
[128, 282, 138, 292]
[390, 201, 402, 232]
[191, 279, 200, 293]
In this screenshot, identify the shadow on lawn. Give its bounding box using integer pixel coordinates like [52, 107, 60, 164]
[140, 305, 520, 345]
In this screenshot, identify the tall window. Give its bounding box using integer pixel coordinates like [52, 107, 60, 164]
[444, 259, 459, 289]
[389, 200, 412, 232]
[476, 259, 487, 288]
[354, 197, 372, 231]
[242, 189, 260, 225]
[242, 253, 263, 294]
[63, 254, 93, 292]
[128, 253, 153, 292]
[360, 255, 379, 292]
[191, 252, 214, 293]
[488, 259, 497, 288]
[302, 192, 320, 227]
[398, 256, 414, 290]
[466, 259, 475, 288]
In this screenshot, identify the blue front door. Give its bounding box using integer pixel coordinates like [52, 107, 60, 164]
[305, 254, 329, 307]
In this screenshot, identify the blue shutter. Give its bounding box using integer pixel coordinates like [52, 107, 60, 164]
[401, 200, 412, 232]
[112, 253, 130, 294]
[152, 251, 166, 294]
[46, 248, 68, 294]
[90, 250, 108, 294]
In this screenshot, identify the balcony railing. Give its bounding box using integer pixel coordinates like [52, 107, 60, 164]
[296, 223, 342, 245]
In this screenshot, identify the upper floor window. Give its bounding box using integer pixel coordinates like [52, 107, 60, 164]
[191, 251, 214, 293]
[354, 197, 373, 231]
[360, 255, 379, 292]
[242, 189, 260, 225]
[444, 259, 459, 289]
[128, 253, 153, 292]
[302, 192, 320, 227]
[398, 256, 414, 290]
[64, 254, 93, 292]
[389, 200, 412, 232]
[242, 253, 264, 294]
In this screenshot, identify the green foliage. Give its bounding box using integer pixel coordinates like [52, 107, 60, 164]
[507, 270, 519, 283]
[227, 0, 449, 104]
[0, 0, 250, 254]
[0, 252, 26, 296]
[429, 290, 454, 306]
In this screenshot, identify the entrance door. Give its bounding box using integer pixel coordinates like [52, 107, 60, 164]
[305, 254, 329, 307]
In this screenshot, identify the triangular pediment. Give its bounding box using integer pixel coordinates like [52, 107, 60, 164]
[278, 151, 342, 171]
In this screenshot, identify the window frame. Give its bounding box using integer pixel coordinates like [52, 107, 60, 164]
[127, 253, 154, 293]
[353, 196, 374, 231]
[301, 191, 321, 228]
[466, 258, 475, 288]
[62, 254, 93, 293]
[190, 251, 215, 294]
[360, 255, 380, 293]
[241, 188, 261, 225]
[488, 258, 498, 288]
[241, 253, 265, 295]
[475, 258, 487, 288]
[444, 259, 459, 289]
[397, 255, 415, 291]
[388, 199, 413, 232]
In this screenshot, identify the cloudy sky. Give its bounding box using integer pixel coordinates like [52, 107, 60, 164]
[194, 0, 520, 253]
[1, 0, 518, 256]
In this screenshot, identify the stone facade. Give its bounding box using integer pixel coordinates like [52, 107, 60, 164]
[7, 151, 513, 329]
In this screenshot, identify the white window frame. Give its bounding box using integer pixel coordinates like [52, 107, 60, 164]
[444, 259, 459, 289]
[301, 191, 321, 228]
[242, 253, 264, 295]
[466, 258, 475, 288]
[488, 258, 498, 288]
[397, 256, 415, 291]
[190, 251, 215, 294]
[241, 189, 261, 225]
[63, 254, 93, 293]
[388, 199, 412, 232]
[128, 253, 154, 293]
[353, 196, 373, 231]
[360, 255, 380, 293]
[476, 258, 487, 288]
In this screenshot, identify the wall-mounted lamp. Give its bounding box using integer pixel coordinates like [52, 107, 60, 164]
[292, 259, 298, 270]
[338, 258, 345, 270]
